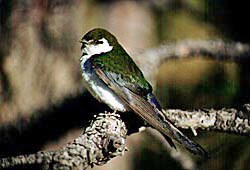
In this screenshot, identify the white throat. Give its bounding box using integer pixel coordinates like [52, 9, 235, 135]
[79, 37, 127, 112]
[80, 38, 113, 62]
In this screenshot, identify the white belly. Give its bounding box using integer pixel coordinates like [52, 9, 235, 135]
[80, 57, 128, 112]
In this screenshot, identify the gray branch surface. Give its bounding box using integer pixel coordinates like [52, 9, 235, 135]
[0, 112, 127, 170]
[2, 105, 250, 169]
[164, 104, 250, 136]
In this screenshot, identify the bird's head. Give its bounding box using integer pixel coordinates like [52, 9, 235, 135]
[80, 28, 118, 56]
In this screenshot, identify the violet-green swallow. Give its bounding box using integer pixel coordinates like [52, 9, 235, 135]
[80, 28, 207, 156]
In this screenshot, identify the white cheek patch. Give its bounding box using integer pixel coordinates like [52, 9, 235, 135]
[80, 38, 113, 63]
[82, 38, 113, 56]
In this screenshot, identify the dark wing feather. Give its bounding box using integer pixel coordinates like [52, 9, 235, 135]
[90, 57, 207, 157]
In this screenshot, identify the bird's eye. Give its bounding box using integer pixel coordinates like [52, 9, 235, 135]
[95, 40, 104, 44]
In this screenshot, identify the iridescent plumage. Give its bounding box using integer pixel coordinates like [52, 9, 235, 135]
[80, 28, 207, 156]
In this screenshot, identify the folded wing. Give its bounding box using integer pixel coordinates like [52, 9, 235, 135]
[90, 55, 207, 157]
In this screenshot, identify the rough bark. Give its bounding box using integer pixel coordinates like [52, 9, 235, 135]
[164, 104, 250, 136]
[0, 112, 127, 170]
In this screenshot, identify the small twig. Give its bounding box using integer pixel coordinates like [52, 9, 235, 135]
[0, 112, 127, 170]
[164, 104, 250, 136]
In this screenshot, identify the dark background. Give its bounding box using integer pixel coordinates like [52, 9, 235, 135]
[1, 0, 250, 169]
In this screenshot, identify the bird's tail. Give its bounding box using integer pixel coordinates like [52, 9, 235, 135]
[146, 93, 207, 157]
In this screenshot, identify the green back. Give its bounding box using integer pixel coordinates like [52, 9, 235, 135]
[92, 44, 152, 96]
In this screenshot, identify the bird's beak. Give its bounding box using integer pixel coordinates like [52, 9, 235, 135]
[79, 39, 86, 44]
[80, 39, 88, 50]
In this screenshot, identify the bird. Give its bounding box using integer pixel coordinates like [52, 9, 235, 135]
[79, 28, 207, 156]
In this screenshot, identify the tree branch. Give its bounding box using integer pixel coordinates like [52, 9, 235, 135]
[136, 40, 250, 81]
[3, 104, 249, 169]
[0, 112, 127, 170]
[164, 104, 250, 136]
